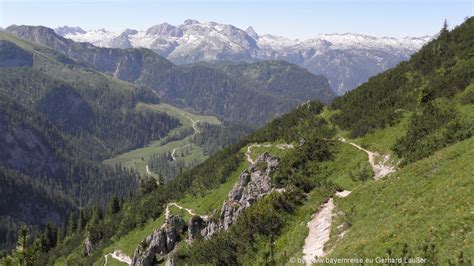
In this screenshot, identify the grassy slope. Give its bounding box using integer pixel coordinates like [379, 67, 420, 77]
[328, 137, 474, 261]
[93, 216, 165, 264]
[246, 141, 372, 264]
[104, 103, 221, 178]
[352, 113, 412, 158]
[246, 142, 295, 163]
[178, 160, 248, 214]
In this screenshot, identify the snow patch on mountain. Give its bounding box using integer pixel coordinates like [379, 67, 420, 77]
[57, 20, 431, 94]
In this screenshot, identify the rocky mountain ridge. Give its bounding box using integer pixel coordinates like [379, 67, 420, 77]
[55, 20, 431, 94]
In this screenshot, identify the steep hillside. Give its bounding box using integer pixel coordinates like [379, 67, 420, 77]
[0, 32, 179, 253]
[332, 18, 473, 138]
[0, 93, 140, 253]
[152, 61, 333, 124]
[0, 166, 74, 252]
[0, 31, 180, 158]
[328, 137, 474, 261]
[6, 25, 335, 125]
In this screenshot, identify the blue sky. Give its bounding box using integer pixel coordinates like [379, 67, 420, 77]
[1, 0, 472, 38]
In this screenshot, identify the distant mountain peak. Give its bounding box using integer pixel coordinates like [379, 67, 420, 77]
[245, 26, 258, 39]
[51, 20, 430, 94]
[55, 26, 86, 36]
[184, 19, 200, 25]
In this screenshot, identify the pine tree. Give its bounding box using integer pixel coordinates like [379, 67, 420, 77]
[78, 209, 87, 232]
[86, 207, 102, 231]
[106, 195, 120, 216]
[441, 19, 449, 35]
[44, 223, 58, 251]
[16, 225, 28, 252]
[67, 213, 78, 235]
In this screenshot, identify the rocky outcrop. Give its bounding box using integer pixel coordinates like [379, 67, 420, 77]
[83, 236, 95, 256]
[201, 153, 279, 238]
[187, 215, 206, 242]
[131, 215, 185, 266]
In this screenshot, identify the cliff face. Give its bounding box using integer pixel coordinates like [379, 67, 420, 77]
[201, 153, 279, 238]
[131, 215, 185, 266]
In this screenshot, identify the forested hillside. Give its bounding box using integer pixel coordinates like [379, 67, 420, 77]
[332, 19, 473, 136]
[0, 32, 180, 158]
[6, 25, 336, 125]
[0, 32, 180, 253]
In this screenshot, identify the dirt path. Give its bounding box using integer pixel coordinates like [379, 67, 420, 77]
[164, 202, 208, 221]
[145, 165, 152, 175]
[302, 190, 351, 264]
[188, 116, 200, 133]
[302, 136, 397, 263]
[105, 203, 205, 265]
[103, 250, 131, 266]
[171, 144, 191, 161]
[168, 116, 200, 162]
[303, 198, 335, 263]
[245, 143, 294, 164]
[338, 137, 395, 180]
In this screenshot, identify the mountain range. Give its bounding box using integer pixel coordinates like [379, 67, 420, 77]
[55, 20, 431, 94]
[6, 25, 335, 125]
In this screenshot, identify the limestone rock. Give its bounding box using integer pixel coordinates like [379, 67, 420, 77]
[201, 153, 278, 239]
[131, 215, 185, 266]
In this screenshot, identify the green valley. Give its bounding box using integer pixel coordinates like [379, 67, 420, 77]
[104, 103, 222, 179]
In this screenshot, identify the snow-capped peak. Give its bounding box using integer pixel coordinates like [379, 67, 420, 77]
[54, 20, 429, 54]
[53, 20, 431, 94]
[55, 26, 86, 36]
[245, 26, 259, 40]
[315, 32, 431, 51]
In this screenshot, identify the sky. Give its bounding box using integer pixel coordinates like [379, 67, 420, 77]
[0, 0, 472, 39]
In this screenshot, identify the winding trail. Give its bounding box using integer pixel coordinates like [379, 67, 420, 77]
[302, 191, 351, 264]
[188, 116, 200, 133]
[338, 137, 395, 180]
[302, 137, 396, 263]
[169, 116, 200, 162]
[245, 143, 294, 164]
[171, 144, 191, 161]
[103, 250, 131, 266]
[164, 202, 208, 221]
